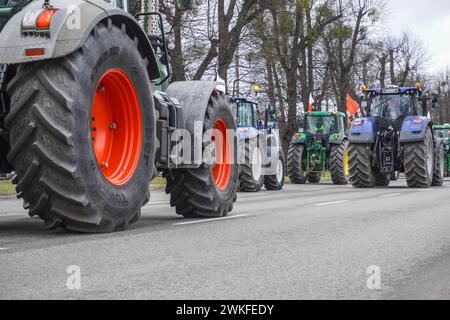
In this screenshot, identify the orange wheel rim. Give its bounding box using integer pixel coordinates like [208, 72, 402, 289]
[212, 119, 232, 190]
[91, 68, 142, 186]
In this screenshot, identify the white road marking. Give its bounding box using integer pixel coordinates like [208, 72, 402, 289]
[174, 214, 250, 226]
[0, 213, 27, 218]
[148, 201, 170, 205]
[314, 200, 349, 206]
[381, 193, 402, 198]
[417, 189, 432, 192]
[0, 248, 8, 251]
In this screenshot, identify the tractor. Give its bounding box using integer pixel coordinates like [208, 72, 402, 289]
[348, 84, 444, 188]
[230, 92, 285, 192]
[0, 0, 239, 232]
[287, 111, 349, 185]
[433, 124, 450, 177]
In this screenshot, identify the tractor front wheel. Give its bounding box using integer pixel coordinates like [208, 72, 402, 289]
[287, 143, 308, 184]
[5, 22, 155, 232]
[432, 144, 445, 186]
[239, 140, 264, 192]
[264, 151, 285, 191]
[330, 140, 350, 185]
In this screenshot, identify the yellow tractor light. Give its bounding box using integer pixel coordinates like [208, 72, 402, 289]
[252, 84, 261, 94]
[416, 82, 422, 90]
[361, 85, 367, 92]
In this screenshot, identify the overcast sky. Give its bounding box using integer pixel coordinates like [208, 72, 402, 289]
[382, 0, 450, 72]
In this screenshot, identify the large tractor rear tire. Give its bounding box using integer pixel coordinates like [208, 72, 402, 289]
[330, 140, 349, 185]
[264, 151, 285, 191]
[164, 92, 238, 218]
[432, 144, 445, 186]
[287, 143, 307, 184]
[404, 129, 434, 188]
[5, 23, 155, 232]
[239, 140, 264, 192]
[348, 144, 375, 188]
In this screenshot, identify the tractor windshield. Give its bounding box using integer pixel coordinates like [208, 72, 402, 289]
[369, 94, 416, 121]
[305, 116, 337, 135]
[435, 129, 450, 139]
[232, 102, 256, 128]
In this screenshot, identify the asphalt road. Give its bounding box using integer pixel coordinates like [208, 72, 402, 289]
[1, 179, 450, 300]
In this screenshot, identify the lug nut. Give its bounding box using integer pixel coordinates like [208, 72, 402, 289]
[98, 86, 106, 93]
[109, 123, 117, 130]
[101, 162, 109, 168]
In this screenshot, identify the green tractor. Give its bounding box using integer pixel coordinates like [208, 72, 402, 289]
[433, 124, 450, 177]
[0, 0, 239, 232]
[287, 111, 349, 185]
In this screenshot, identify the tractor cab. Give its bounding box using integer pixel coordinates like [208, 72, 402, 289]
[231, 97, 258, 129]
[297, 112, 346, 144]
[304, 112, 346, 136]
[433, 124, 450, 140]
[360, 86, 425, 125]
[433, 124, 450, 177]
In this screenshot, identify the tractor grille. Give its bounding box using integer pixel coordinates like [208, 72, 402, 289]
[376, 117, 403, 132]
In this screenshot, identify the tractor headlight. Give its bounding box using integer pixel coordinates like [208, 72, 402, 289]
[22, 8, 58, 32]
[445, 144, 450, 151]
[22, 9, 44, 31]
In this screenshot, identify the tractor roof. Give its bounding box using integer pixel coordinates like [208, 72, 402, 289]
[364, 86, 421, 95]
[306, 111, 346, 117]
[433, 124, 450, 129]
[229, 96, 258, 105]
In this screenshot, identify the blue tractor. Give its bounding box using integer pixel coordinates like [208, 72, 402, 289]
[348, 84, 445, 188]
[230, 95, 285, 192]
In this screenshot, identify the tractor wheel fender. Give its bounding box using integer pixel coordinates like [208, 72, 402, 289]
[348, 117, 376, 144]
[0, 0, 159, 80]
[165, 81, 226, 133]
[399, 117, 431, 143]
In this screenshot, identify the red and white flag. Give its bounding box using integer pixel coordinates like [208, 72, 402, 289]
[308, 93, 314, 112]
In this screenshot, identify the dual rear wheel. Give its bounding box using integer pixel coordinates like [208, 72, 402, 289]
[6, 22, 237, 232]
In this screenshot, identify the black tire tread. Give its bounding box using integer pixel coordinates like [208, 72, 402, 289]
[287, 143, 307, 184]
[6, 23, 145, 232]
[330, 140, 349, 185]
[164, 93, 238, 218]
[239, 141, 264, 192]
[404, 131, 433, 188]
[348, 144, 375, 188]
[264, 152, 285, 191]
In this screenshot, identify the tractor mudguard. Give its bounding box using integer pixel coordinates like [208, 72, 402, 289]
[328, 133, 347, 145]
[349, 118, 376, 144]
[0, 0, 159, 80]
[399, 116, 430, 143]
[290, 132, 307, 145]
[165, 81, 224, 133]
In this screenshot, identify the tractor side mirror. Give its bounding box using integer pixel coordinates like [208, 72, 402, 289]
[360, 99, 368, 116]
[177, 0, 193, 11]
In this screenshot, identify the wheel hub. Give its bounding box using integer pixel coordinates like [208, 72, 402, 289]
[251, 146, 263, 181]
[91, 68, 142, 186]
[212, 119, 232, 190]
